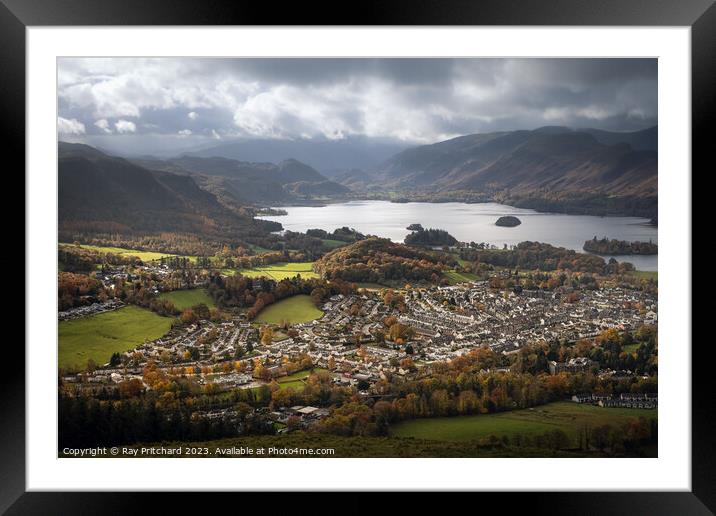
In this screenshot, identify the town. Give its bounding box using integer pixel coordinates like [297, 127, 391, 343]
[61, 265, 658, 432]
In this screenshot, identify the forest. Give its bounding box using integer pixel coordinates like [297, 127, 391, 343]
[458, 241, 635, 274]
[583, 237, 658, 255]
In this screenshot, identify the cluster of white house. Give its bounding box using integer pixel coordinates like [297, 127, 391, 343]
[64, 278, 657, 408]
[571, 393, 657, 409]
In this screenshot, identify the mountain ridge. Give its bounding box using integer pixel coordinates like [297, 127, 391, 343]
[363, 126, 657, 218]
[58, 142, 280, 239]
[183, 136, 408, 173]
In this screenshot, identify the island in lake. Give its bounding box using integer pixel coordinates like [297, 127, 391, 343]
[583, 237, 658, 255]
[495, 215, 522, 227]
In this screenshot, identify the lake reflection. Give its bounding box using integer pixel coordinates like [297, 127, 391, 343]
[258, 201, 658, 271]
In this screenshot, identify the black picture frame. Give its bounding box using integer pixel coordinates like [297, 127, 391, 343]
[5, 0, 711, 512]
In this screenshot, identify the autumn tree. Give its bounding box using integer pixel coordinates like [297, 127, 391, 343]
[260, 326, 274, 346]
[180, 308, 198, 325]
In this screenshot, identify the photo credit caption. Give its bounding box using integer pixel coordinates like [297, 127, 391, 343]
[62, 446, 336, 457]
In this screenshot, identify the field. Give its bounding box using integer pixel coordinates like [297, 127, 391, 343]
[60, 243, 178, 262]
[238, 261, 319, 280]
[58, 305, 171, 370]
[255, 295, 324, 325]
[631, 270, 658, 281]
[390, 401, 657, 445]
[443, 270, 481, 285]
[159, 289, 216, 310]
[93, 431, 639, 458]
[249, 244, 274, 254]
[622, 342, 641, 354]
[356, 282, 389, 291]
[321, 239, 347, 249]
[276, 368, 329, 390]
[450, 254, 473, 268]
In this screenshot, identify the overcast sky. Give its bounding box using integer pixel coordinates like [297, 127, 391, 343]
[58, 58, 657, 153]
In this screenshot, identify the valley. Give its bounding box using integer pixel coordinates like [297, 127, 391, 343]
[56, 131, 659, 458]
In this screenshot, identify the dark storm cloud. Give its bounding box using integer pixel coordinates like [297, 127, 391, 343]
[207, 58, 458, 87]
[57, 57, 657, 150]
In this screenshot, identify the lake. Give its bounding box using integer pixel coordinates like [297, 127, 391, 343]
[258, 200, 658, 271]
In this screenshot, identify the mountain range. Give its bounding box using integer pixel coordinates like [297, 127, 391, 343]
[183, 136, 408, 173]
[132, 155, 349, 208]
[354, 126, 657, 218]
[374, 126, 656, 196]
[59, 124, 658, 241]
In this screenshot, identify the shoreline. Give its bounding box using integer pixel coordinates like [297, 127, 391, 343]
[257, 200, 658, 272]
[260, 196, 658, 225]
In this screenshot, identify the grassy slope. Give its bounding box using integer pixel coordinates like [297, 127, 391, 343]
[60, 243, 178, 262]
[238, 262, 319, 280]
[443, 270, 480, 285]
[321, 239, 347, 249]
[249, 244, 273, 254]
[390, 401, 657, 445]
[58, 305, 171, 370]
[255, 295, 324, 325]
[159, 289, 216, 310]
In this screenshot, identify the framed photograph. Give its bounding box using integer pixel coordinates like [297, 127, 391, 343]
[7, 0, 712, 510]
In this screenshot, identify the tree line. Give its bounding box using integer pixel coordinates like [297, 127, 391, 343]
[207, 273, 356, 318]
[583, 237, 658, 255]
[459, 241, 635, 274]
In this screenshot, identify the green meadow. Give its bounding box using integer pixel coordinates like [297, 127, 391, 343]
[321, 239, 347, 249]
[248, 244, 274, 254]
[60, 243, 180, 262]
[100, 431, 634, 458]
[158, 289, 216, 310]
[238, 261, 319, 280]
[356, 282, 389, 291]
[390, 401, 657, 445]
[58, 305, 171, 370]
[276, 368, 329, 391]
[622, 342, 641, 354]
[443, 270, 481, 285]
[244, 368, 329, 394]
[255, 295, 324, 325]
[631, 270, 658, 281]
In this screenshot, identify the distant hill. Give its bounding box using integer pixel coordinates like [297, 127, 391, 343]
[582, 126, 657, 151]
[327, 168, 381, 191]
[373, 127, 657, 218]
[183, 136, 408, 173]
[58, 142, 279, 239]
[133, 155, 350, 207]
